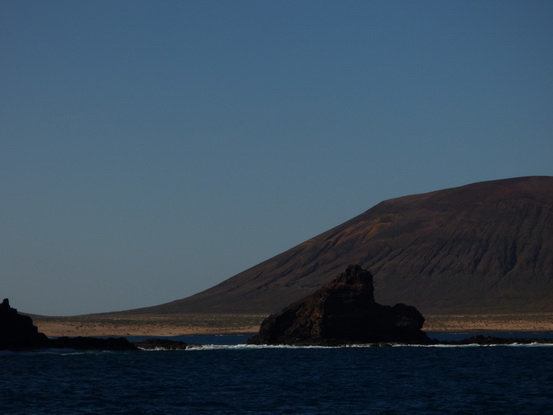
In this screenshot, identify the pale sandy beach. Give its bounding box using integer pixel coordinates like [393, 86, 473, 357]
[32, 313, 553, 337]
[423, 313, 553, 333]
[32, 314, 266, 337]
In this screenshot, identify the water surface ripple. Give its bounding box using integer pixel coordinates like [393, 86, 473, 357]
[1, 340, 552, 414]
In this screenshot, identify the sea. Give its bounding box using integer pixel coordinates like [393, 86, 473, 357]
[2, 332, 553, 415]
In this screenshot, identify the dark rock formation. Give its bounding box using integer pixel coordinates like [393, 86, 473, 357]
[0, 298, 49, 349]
[247, 265, 430, 345]
[0, 298, 136, 351]
[49, 336, 137, 351]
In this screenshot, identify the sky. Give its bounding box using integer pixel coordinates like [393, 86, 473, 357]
[2, 1, 552, 316]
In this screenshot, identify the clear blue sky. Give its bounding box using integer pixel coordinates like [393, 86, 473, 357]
[2, 1, 552, 315]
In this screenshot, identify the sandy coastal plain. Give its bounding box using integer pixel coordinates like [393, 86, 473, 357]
[32, 313, 553, 337]
[32, 314, 265, 337]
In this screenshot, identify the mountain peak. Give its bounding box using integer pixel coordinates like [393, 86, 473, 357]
[126, 176, 553, 316]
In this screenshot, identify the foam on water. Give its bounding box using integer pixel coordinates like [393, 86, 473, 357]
[174, 341, 553, 351]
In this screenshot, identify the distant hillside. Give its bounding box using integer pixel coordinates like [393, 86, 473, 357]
[126, 176, 553, 316]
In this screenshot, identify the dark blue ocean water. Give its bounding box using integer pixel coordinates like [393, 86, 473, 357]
[2, 333, 553, 414]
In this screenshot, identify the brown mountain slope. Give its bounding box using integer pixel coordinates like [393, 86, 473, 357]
[130, 176, 553, 315]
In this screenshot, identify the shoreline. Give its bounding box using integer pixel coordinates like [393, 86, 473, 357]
[31, 313, 553, 338]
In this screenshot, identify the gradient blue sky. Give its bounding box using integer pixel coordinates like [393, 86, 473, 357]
[2, 1, 552, 315]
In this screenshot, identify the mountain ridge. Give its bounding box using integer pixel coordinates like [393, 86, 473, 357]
[122, 176, 553, 316]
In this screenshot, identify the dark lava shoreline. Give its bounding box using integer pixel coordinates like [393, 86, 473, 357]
[4, 295, 553, 351]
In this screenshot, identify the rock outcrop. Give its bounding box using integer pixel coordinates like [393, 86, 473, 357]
[247, 265, 429, 345]
[48, 336, 137, 351]
[0, 298, 136, 351]
[0, 298, 49, 349]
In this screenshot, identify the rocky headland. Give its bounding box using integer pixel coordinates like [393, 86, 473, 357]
[0, 298, 140, 351]
[0, 298, 49, 349]
[1, 298, 197, 351]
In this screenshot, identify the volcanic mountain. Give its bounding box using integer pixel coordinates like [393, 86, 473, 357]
[131, 176, 553, 315]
